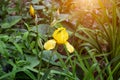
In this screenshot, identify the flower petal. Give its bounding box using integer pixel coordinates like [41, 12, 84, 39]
[53, 27, 68, 44]
[44, 39, 56, 50]
[65, 41, 74, 53]
[29, 4, 35, 17]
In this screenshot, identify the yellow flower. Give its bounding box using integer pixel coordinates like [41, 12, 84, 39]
[53, 27, 68, 44]
[44, 39, 56, 50]
[65, 41, 74, 53]
[29, 4, 35, 17]
[43, 27, 74, 53]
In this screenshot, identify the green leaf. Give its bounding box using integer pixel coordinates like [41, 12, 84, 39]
[24, 69, 37, 80]
[41, 50, 67, 66]
[0, 34, 9, 41]
[16, 60, 29, 67]
[0, 40, 8, 57]
[51, 70, 74, 79]
[0, 71, 15, 79]
[13, 43, 23, 54]
[22, 31, 29, 40]
[25, 54, 39, 68]
[1, 16, 21, 28]
[41, 50, 59, 66]
[37, 37, 43, 50]
[0, 60, 17, 80]
[40, 69, 51, 80]
[30, 41, 36, 49]
[31, 24, 52, 35]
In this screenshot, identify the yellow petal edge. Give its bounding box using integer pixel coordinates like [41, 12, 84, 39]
[65, 41, 74, 53]
[44, 39, 56, 50]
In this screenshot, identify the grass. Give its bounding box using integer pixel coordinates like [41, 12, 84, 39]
[0, 0, 120, 80]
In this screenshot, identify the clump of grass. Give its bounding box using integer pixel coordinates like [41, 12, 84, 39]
[0, 0, 120, 80]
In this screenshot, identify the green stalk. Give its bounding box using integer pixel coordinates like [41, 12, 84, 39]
[64, 46, 77, 79]
[86, 47, 103, 80]
[34, 15, 42, 80]
[104, 55, 113, 80]
[74, 50, 88, 75]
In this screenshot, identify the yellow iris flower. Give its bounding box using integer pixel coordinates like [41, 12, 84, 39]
[29, 4, 35, 18]
[53, 27, 68, 44]
[44, 27, 74, 53]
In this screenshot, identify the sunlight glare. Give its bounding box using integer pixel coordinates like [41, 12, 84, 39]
[73, 0, 99, 11]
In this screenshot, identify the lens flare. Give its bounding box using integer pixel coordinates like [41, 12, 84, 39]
[72, 0, 100, 11]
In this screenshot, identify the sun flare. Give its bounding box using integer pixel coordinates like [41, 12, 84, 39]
[73, 0, 99, 11]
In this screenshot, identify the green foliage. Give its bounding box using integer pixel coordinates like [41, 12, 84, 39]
[0, 0, 120, 80]
[1, 16, 22, 29]
[74, 0, 120, 79]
